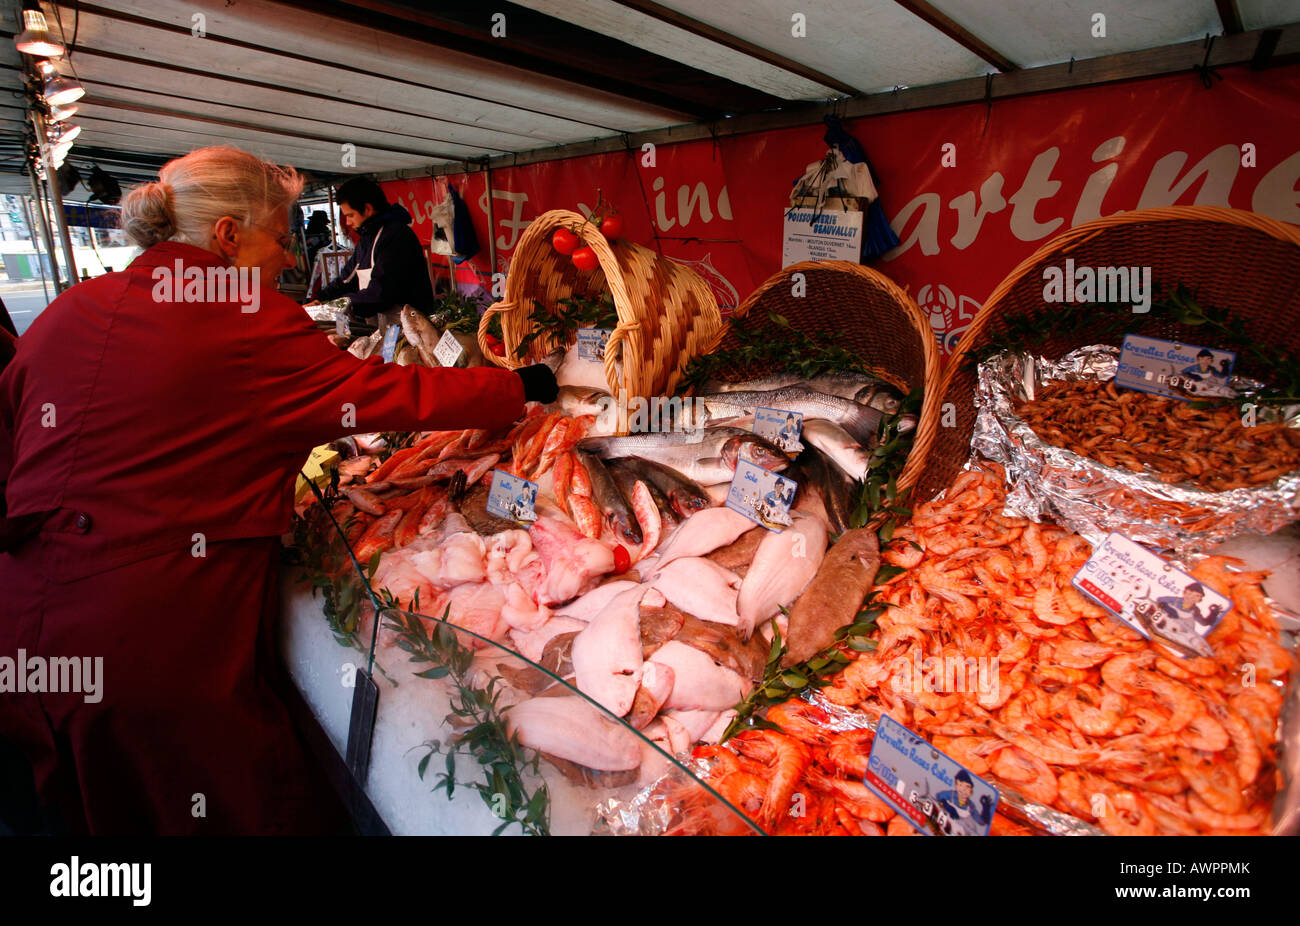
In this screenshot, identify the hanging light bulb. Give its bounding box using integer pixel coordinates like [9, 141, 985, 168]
[34, 58, 56, 77]
[48, 102, 77, 122]
[50, 138, 73, 167]
[47, 122, 80, 145]
[15, 3, 66, 57]
[44, 72, 84, 106]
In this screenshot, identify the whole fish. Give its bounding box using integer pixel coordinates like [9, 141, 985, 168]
[608, 456, 710, 517]
[607, 459, 681, 527]
[400, 306, 442, 367]
[782, 528, 880, 666]
[692, 387, 884, 447]
[796, 448, 856, 535]
[577, 428, 788, 486]
[736, 513, 827, 639]
[574, 450, 643, 545]
[556, 385, 611, 419]
[703, 371, 904, 414]
[801, 418, 870, 481]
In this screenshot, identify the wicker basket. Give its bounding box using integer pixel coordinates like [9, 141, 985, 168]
[699, 259, 942, 499]
[477, 209, 722, 399]
[922, 206, 1300, 504]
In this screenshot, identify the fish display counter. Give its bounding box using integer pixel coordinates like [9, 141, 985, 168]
[280, 358, 916, 834]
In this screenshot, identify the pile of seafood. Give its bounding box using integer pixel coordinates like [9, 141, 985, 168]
[816, 463, 1292, 835]
[304, 365, 906, 788]
[668, 701, 1033, 836]
[1015, 380, 1300, 491]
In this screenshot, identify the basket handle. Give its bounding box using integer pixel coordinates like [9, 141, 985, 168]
[477, 300, 517, 370]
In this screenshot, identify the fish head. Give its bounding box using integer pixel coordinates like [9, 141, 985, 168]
[609, 511, 644, 546]
[541, 346, 566, 372]
[724, 436, 789, 472]
[856, 383, 903, 415]
[897, 414, 918, 435]
[670, 489, 709, 516]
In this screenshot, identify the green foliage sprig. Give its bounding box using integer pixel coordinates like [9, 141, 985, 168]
[384, 604, 551, 836]
[849, 388, 922, 540]
[677, 310, 874, 393]
[428, 290, 490, 336]
[515, 294, 617, 360]
[722, 597, 885, 741]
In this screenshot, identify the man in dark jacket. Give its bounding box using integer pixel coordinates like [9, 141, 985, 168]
[315, 178, 434, 327]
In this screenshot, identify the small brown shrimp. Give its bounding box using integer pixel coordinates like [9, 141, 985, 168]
[1186, 794, 1268, 832]
[731, 729, 811, 826]
[821, 729, 876, 778]
[1021, 521, 1049, 577]
[1050, 639, 1116, 669]
[1067, 688, 1126, 737]
[990, 722, 1099, 767]
[989, 746, 1059, 805]
[1227, 690, 1278, 752]
[1140, 673, 1203, 734]
[1177, 712, 1230, 752]
[1210, 703, 1260, 785]
[1174, 749, 1245, 815]
[1097, 791, 1157, 836]
[804, 769, 895, 822]
[1032, 582, 1078, 627]
[1100, 651, 1156, 695]
[764, 700, 837, 746]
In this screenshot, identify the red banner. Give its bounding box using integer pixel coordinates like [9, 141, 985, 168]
[383, 64, 1300, 356]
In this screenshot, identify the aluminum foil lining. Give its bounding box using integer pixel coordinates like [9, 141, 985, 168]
[972, 346, 1300, 556]
[303, 296, 352, 324]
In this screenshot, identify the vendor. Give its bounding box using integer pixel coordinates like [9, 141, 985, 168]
[312, 177, 434, 329]
[0, 145, 557, 835]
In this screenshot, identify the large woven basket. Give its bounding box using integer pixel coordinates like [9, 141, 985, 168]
[699, 259, 942, 499]
[477, 209, 722, 399]
[923, 206, 1300, 504]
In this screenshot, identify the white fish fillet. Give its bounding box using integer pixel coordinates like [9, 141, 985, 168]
[650, 641, 748, 711]
[506, 696, 642, 771]
[737, 513, 827, 638]
[648, 557, 743, 627]
[571, 586, 646, 717]
[553, 580, 640, 622]
[654, 506, 755, 568]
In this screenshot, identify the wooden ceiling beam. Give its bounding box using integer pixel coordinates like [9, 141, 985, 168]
[892, 0, 1019, 72]
[271, 0, 785, 117]
[607, 0, 858, 95]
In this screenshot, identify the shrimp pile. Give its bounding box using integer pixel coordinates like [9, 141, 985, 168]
[822, 462, 1293, 836]
[1015, 380, 1300, 491]
[676, 700, 1032, 836]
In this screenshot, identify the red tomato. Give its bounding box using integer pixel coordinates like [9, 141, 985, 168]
[598, 214, 623, 239]
[571, 246, 599, 271]
[551, 228, 579, 255]
[612, 544, 631, 574]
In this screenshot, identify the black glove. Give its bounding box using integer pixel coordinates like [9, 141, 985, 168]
[516, 363, 559, 404]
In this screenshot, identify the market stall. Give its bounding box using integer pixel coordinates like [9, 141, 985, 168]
[279, 195, 1300, 837]
[4, 0, 1298, 844]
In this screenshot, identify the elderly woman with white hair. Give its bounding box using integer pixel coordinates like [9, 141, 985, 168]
[0, 146, 556, 834]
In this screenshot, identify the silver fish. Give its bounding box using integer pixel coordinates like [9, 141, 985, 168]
[577, 428, 788, 486]
[801, 418, 870, 481]
[556, 385, 610, 418]
[703, 371, 904, 413]
[574, 450, 642, 545]
[693, 387, 884, 447]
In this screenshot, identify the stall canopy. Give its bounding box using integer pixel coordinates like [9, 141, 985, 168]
[0, 0, 1294, 196]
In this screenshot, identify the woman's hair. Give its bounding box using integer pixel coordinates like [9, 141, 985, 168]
[120, 146, 303, 249]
